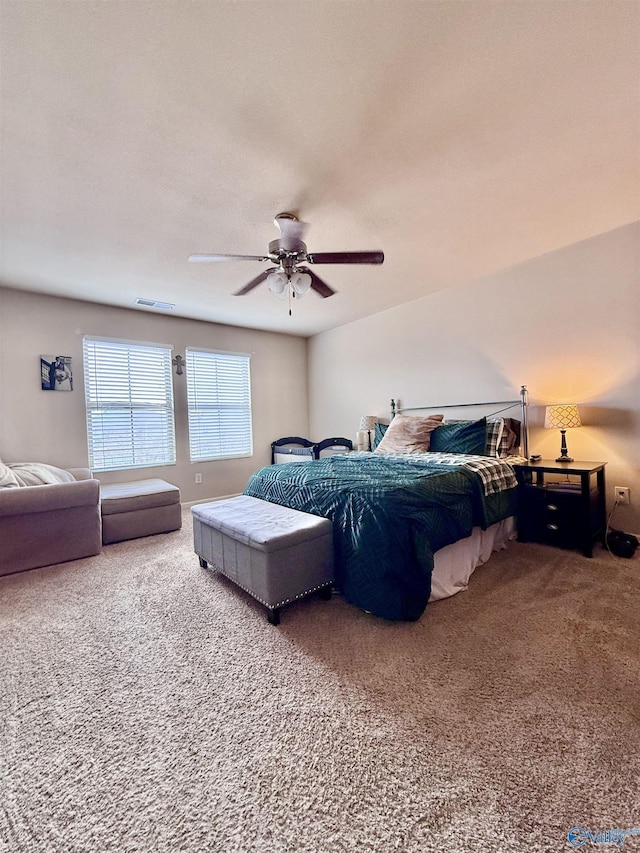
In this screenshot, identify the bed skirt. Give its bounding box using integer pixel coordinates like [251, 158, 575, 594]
[430, 516, 516, 602]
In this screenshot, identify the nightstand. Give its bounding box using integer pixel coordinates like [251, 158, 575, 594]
[512, 460, 607, 557]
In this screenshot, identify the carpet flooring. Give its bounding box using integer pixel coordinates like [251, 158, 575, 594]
[1, 509, 638, 853]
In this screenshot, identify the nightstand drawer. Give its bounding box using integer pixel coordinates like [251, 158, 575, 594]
[539, 516, 579, 549]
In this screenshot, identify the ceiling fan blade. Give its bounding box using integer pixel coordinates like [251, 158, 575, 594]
[233, 268, 277, 296]
[189, 253, 269, 263]
[306, 251, 384, 265]
[298, 266, 336, 298]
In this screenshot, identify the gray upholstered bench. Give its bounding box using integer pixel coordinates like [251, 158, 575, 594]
[100, 479, 182, 544]
[192, 496, 334, 624]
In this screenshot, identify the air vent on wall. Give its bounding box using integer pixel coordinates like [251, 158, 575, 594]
[135, 298, 175, 311]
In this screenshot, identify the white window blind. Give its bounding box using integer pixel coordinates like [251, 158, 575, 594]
[186, 348, 253, 461]
[83, 337, 176, 471]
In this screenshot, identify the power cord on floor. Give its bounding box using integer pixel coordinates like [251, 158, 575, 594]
[604, 497, 621, 560]
[603, 499, 639, 560]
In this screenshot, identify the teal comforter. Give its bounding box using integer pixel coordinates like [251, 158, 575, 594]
[244, 453, 516, 621]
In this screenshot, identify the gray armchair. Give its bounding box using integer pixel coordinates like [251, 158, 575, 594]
[0, 468, 102, 577]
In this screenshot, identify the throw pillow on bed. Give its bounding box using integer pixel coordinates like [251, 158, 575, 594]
[429, 417, 487, 455]
[486, 418, 520, 457]
[448, 418, 519, 458]
[499, 418, 520, 456]
[484, 419, 504, 457]
[371, 422, 389, 451]
[374, 414, 444, 454]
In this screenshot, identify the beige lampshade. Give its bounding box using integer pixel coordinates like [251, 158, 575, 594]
[359, 415, 376, 431]
[544, 404, 581, 430]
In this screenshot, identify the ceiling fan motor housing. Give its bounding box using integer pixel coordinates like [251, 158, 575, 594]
[268, 240, 307, 271]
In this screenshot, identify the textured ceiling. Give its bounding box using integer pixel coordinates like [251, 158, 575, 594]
[1, 0, 638, 337]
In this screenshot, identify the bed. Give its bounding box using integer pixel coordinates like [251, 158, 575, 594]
[244, 388, 529, 621]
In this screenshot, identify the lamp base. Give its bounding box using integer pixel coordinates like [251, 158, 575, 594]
[556, 429, 573, 463]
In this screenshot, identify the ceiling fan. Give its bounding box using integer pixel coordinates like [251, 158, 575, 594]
[188, 213, 384, 304]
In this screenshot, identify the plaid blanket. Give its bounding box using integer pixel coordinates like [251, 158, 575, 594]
[363, 451, 526, 496]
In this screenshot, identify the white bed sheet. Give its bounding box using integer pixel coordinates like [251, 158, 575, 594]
[429, 516, 516, 601]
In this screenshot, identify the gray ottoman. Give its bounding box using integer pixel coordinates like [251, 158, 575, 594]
[192, 496, 334, 624]
[100, 479, 182, 544]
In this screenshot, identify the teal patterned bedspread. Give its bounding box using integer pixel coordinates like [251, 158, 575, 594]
[244, 453, 517, 621]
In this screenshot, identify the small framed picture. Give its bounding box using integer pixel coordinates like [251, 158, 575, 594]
[41, 355, 73, 391]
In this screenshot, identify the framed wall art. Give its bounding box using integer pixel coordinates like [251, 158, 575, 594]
[40, 355, 73, 391]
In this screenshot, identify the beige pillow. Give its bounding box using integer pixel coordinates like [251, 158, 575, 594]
[374, 414, 444, 454]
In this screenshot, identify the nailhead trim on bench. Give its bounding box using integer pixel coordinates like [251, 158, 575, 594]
[200, 558, 333, 610]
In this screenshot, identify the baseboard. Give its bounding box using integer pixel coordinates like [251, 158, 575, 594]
[181, 493, 242, 509]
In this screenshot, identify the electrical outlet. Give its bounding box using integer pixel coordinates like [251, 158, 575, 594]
[195, 473, 202, 484]
[615, 486, 630, 505]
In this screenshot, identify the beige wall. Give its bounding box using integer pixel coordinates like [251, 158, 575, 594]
[309, 222, 640, 532]
[0, 289, 309, 502]
[2, 222, 639, 529]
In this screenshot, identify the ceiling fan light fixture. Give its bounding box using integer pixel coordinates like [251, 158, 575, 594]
[267, 271, 288, 297]
[290, 271, 312, 296]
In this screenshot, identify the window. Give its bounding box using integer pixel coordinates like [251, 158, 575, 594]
[186, 348, 253, 461]
[83, 337, 176, 471]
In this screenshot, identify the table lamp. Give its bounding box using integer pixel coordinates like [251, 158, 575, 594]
[544, 404, 581, 462]
[359, 415, 376, 451]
